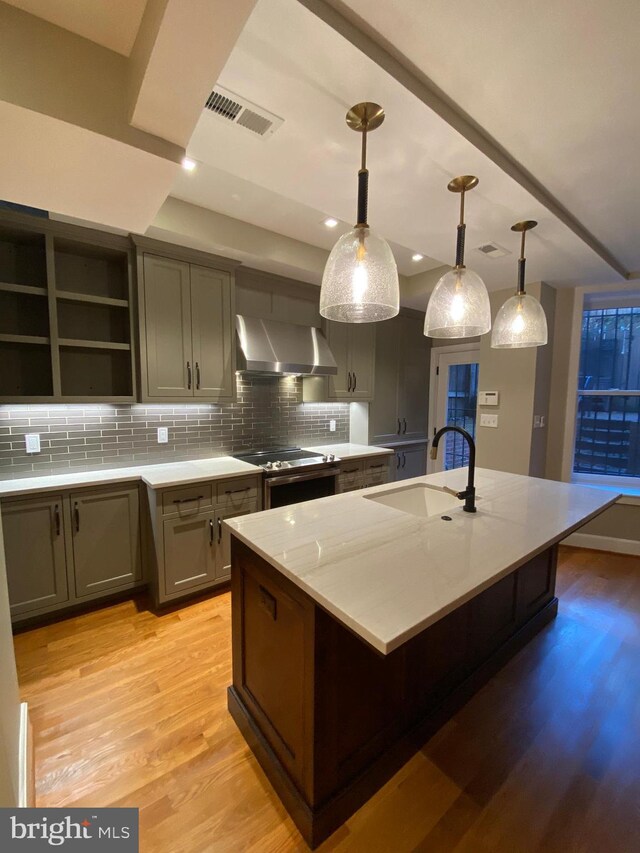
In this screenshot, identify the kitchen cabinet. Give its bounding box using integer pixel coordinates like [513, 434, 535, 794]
[392, 443, 428, 481]
[163, 512, 217, 595]
[370, 313, 430, 444]
[138, 250, 236, 403]
[303, 322, 375, 402]
[3, 495, 68, 618]
[337, 454, 392, 493]
[70, 486, 141, 597]
[2, 484, 144, 622]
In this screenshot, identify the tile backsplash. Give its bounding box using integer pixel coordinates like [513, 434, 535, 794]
[0, 375, 350, 478]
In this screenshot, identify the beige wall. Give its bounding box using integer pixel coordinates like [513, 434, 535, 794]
[0, 516, 22, 807]
[579, 502, 640, 540]
[529, 283, 557, 476]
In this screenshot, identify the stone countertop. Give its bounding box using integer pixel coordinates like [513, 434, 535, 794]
[0, 457, 261, 498]
[302, 443, 394, 460]
[225, 468, 619, 655]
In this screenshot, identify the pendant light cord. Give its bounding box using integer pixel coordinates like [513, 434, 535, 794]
[356, 123, 369, 228]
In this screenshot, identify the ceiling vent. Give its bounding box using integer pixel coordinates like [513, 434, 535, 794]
[203, 86, 283, 139]
[474, 241, 510, 259]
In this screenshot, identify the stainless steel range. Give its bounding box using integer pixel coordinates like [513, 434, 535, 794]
[232, 447, 341, 509]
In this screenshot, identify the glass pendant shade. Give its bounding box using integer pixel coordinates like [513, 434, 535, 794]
[491, 293, 548, 348]
[320, 226, 399, 323]
[424, 267, 491, 338]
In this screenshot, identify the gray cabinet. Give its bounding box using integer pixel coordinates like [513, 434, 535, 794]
[70, 486, 141, 597]
[2, 484, 144, 622]
[393, 443, 428, 481]
[216, 506, 254, 578]
[371, 314, 430, 444]
[139, 252, 236, 402]
[2, 495, 68, 617]
[337, 455, 392, 493]
[303, 322, 376, 402]
[163, 512, 217, 595]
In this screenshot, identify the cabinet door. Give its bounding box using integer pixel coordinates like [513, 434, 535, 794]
[3, 496, 68, 617]
[349, 323, 376, 400]
[396, 445, 428, 481]
[143, 255, 193, 397]
[325, 321, 351, 399]
[370, 316, 400, 442]
[70, 487, 141, 597]
[398, 315, 430, 441]
[215, 506, 256, 579]
[163, 512, 217, 595]
[190, 265, 235, 399]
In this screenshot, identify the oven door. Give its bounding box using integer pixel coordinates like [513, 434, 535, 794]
[264, 467, 340, 510]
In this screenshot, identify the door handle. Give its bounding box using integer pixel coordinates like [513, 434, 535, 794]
[54, 504, 61, 536]
[74, 502, 80, 532]
[353, 372, 357, 392]
[396, 454, 400, 470]
[397, 418, 401, 434]
[187, 361, 192, 390]
[195, 361, 201, 390]
[402, 452, 406, 469]
[218, 517, 222, 544]
[347, 371, 352, 392]
[403, 417, 407, 434]
[209, 518, 214, 546]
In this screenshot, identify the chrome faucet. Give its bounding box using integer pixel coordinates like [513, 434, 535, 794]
[430, 426, 477, 513]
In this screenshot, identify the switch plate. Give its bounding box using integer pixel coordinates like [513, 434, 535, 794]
[329, 419, 336, 433]
[157, 427, 169, 444]
[25, 433, 41, 453]
[480, 413, 498, 428]
[533, 415, 546, 429]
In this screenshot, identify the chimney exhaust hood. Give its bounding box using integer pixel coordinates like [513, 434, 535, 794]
[236, 315, 337, 376]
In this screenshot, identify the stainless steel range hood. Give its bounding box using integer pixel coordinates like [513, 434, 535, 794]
[236, 315, 337, 375]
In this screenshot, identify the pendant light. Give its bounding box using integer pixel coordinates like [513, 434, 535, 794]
[320, 102, 399, 323]
[491, 220, 547, 348]
[424, 175, 491, 338]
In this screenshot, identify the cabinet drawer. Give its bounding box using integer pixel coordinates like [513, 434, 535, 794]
[339, 460, 364, 492]
[162, 484, 212, 515]
[216, 477, 260, 509]
[363, 458, 390, 487]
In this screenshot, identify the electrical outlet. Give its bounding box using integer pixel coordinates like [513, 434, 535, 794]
[480, 414, 498, 428]
[157, 427, 169, 444]
[329, 419, 336, 432]
[25, 433, 41, 453]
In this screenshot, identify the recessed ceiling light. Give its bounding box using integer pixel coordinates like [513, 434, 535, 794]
[412, 253, 424, 262]
[181, 157, 197, 172]
[323, 217, 339, 228]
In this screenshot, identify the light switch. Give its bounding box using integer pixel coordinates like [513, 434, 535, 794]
[329, 419, 336, 432]
[157, 427, 169, 444]
[480, 413, 498, 428]
[25, 433, 41, 453]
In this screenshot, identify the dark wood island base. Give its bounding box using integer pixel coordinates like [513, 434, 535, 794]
[228, 537, 559, 848]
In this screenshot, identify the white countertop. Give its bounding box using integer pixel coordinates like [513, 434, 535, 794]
[0, 456, 261, 498]
[303, 443, 394, 460]
[225, 468, 619, 655]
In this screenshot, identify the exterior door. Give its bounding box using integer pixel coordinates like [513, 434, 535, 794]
[325, 321, 351, 399]
[163, 513, 216, 596]
[190, 265, 235, 399]
[431, 347, 480, 473]
[349, 323, 376, 400]
[3, 496, 68, 616]
[70, 487, 141, 597]
[143, 255, 193, 397]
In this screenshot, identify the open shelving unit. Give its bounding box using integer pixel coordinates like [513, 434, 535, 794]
[0, 213, 136, 402]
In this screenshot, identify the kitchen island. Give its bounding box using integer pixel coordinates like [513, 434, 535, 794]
[225, 468, 618, 847]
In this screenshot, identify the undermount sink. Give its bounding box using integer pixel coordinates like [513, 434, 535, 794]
[364, 483, 463, 518]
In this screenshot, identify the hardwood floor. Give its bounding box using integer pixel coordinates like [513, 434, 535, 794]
[13, 546, 640, 852]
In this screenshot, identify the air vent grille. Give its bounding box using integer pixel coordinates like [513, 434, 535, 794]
[202, 86, 283, 139]
[474, 242, 510, 259]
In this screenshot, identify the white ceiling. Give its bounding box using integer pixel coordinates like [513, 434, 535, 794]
[334, 0, 640, 275]
[2, 0, 147, 56]
[168, 0, 625, 291]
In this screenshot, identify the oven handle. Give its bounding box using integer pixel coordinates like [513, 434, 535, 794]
[264, 466, 340, 488]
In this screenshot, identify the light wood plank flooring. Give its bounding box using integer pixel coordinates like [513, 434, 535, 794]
[13, 547, 640, 852]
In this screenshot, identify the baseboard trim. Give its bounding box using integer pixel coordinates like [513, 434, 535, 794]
[563, 532, 640, 556]
[18, 702, 34, 807]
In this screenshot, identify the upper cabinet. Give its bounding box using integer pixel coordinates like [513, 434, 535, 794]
[0, 212, 136, 403]
[370, 313, 430, 443]
[302, 321, 376, 402]
[137, 246, 236, 403]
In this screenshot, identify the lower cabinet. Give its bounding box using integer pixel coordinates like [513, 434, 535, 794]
[337, 455, 392, 493]
[163, 513, 217, 595]
[392, 443, 428, 481]
[2, 484, 143, 623]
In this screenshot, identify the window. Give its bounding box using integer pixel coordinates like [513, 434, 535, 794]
[574, 301, 640, 481]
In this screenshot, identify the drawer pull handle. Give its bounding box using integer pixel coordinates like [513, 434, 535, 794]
[368, 463, 386, 469]
[218, 517, 222, 544]
[403, 417, 407, 434]
[343, 467, 359, 474]
[54, 504, 61, 536]
[225, 488, 250, 495]
[173, 495, 204, 504]
[209, 518, 214, 546]
[259, 585, 277, 620]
